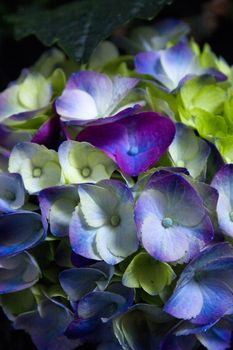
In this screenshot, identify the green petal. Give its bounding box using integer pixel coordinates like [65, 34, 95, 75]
[122, 252, 175, 295]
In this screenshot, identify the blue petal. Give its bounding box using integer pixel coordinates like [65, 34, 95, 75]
[0, 173, 25, 212]
[59, 267, 107, 301]
[0, 211, 47, 256]
[14, 298, 81, 350]
[0, 252, 40, 293]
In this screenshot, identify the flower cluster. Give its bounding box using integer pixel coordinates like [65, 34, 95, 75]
[1, 19, 233, 350]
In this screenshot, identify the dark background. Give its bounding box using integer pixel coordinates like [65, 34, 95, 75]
[0, 0, 232, 349]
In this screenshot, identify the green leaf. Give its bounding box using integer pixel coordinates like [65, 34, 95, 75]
[8, 0, 173, 63]
[122, 252, 175, 295]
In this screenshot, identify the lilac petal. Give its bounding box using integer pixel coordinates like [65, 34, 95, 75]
[56, 71, 139, 125]
[14, 299, 81, 350]
[32, 115, 62, 150]
[160, 42, 200, 90]
[211, 164, 233, 237]
[39, 185, 79, 237]
[77, 112, 176, 176]
[0, 252, 40, 293]
[59, 267, 107, 301]
[56, 89, 98, 121]
[135, 173, 213, 262]
[65, 71, 113, 115]
[164, 281, 203, 320]
[56, 72, 112, 121]
[110, 76, 139, 111]
[0, 211, 47, 256]
[135, 51, 161, 77]
[0, 173, 25, 212]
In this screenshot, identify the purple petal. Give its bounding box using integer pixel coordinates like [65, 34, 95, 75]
[77, 112, 175, 176]
[0, 252, 40, 293]
[205, 68, 227, 82]
[0, 211, 47, 256]
[32, 115, 62, 150]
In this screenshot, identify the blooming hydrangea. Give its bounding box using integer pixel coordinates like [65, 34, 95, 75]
[1, 19, 233, 350]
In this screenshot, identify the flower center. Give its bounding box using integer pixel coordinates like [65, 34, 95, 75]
[110, 214, 121, 227]
[229, 211, 233, 222]
[33, 167, 42, 178]
[128, 146, 139, 156]
[162, 217, 173, 228]
[81, 167, 91, 178]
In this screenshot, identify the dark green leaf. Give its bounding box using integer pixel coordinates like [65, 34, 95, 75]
[8, 0, 173, 63]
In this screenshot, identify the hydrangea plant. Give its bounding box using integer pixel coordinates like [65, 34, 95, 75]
[1, 19, 233, 350]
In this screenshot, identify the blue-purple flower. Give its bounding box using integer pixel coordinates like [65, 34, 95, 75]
[135, 41, 226, 91]
[77, 111, 176, 176]
[134, 171, 213, 262]
[164, 243, 233, 325]
[69, 180, 138, 265]
[55, 71, 139, 125]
